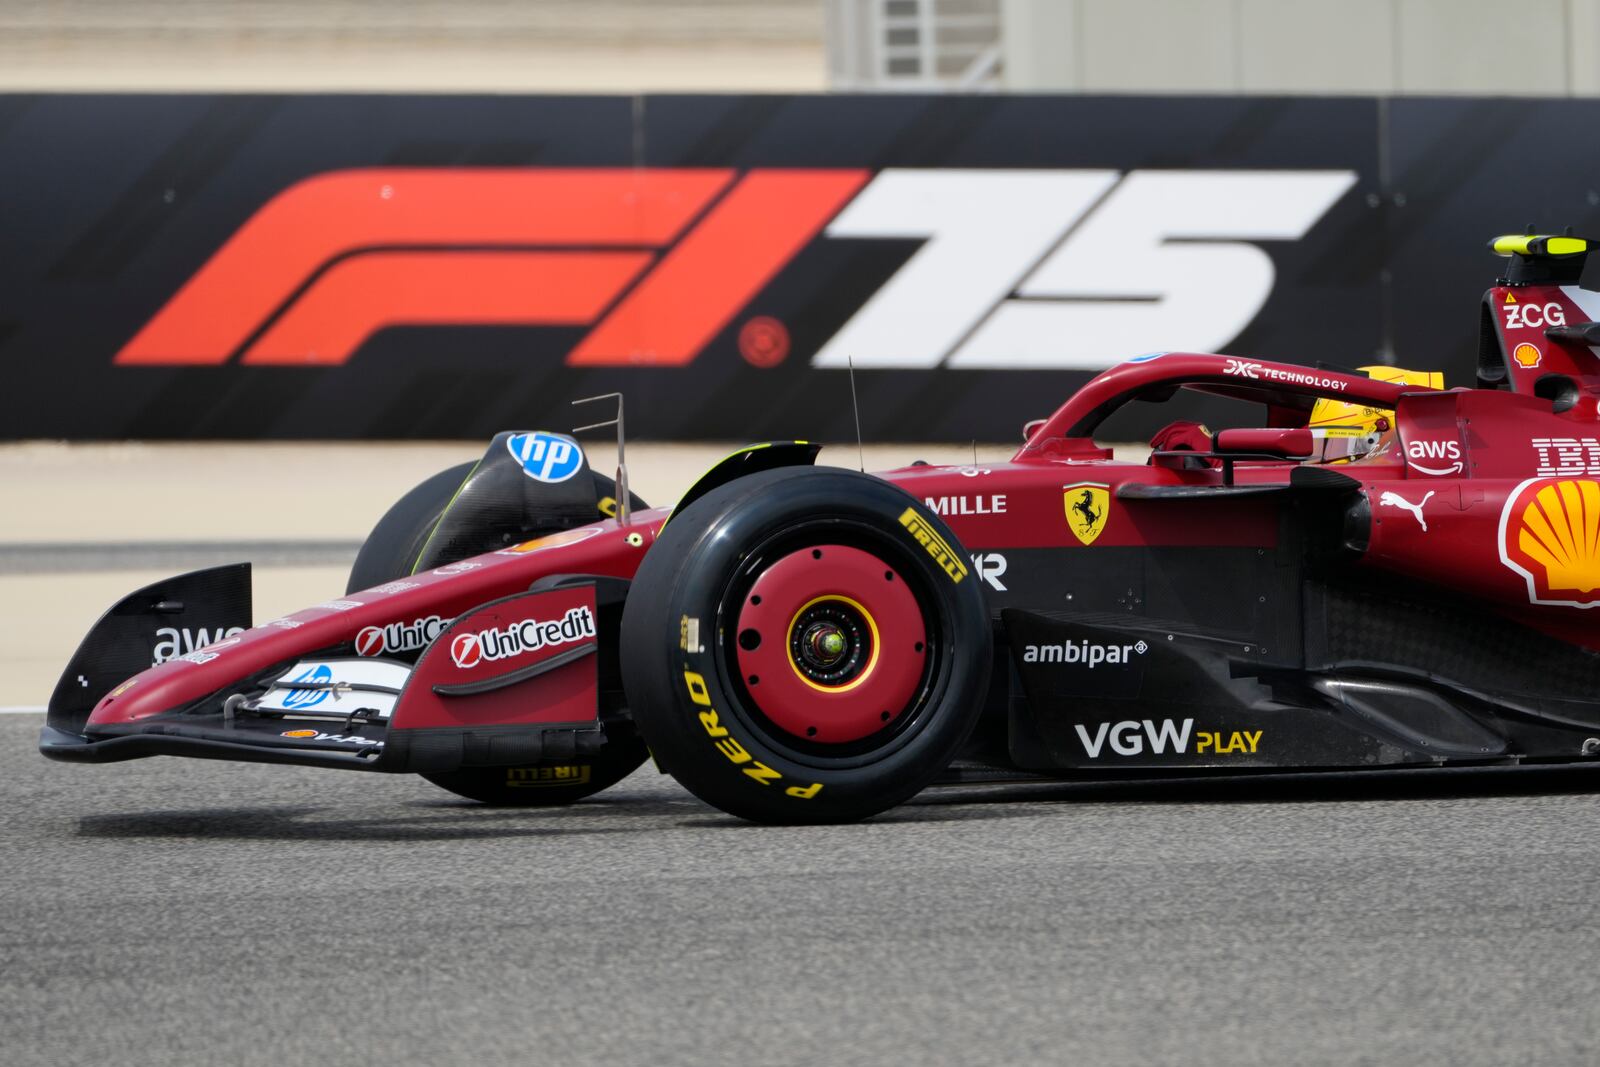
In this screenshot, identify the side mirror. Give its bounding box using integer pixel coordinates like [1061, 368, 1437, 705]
[1213, 427, 1314, 459]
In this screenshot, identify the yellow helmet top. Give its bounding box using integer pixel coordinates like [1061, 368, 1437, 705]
[1307, 366, 1442, 462]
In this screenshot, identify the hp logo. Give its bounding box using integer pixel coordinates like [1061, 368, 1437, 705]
[507, 432, 583, 483]
[282, 663, 333, 709]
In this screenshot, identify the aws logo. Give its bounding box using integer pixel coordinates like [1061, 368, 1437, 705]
[114, 166, 1356, 371]
[1405, 437, 1464, 476]
[1500, 478, 1600, 608]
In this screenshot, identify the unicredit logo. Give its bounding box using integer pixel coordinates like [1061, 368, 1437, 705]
[355, 615, 446, 657]
[449, 606, 596, 669]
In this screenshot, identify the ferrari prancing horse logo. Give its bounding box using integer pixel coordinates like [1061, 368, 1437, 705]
[1064, 483, 1110, 546]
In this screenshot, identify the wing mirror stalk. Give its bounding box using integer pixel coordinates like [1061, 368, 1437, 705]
[1152, 427, 1313, 486]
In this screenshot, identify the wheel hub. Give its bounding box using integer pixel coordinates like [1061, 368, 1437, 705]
[791, 603, 870, 686]
[733, 543, 927, 744]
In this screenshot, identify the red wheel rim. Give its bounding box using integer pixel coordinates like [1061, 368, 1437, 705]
[733, 544, 927, 743]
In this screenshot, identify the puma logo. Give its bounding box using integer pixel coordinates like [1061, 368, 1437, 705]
[1378, 489, 1434, 532]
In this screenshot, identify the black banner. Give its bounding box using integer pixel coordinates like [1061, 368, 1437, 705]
[0, 93, 1589, 442]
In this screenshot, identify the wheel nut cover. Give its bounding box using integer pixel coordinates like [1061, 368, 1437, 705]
[734, 544, 927, 743]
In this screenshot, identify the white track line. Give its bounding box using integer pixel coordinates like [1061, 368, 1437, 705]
[0, 706, 44, 715]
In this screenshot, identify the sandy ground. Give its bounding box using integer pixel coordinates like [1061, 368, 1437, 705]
[1, 440, 1026, 707]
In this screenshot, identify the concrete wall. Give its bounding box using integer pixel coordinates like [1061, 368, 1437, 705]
[1000, 0, 1600, 95]
[0, 0, 826, 91]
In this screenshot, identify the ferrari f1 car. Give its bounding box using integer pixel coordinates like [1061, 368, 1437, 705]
[41, 234, 1600, 822]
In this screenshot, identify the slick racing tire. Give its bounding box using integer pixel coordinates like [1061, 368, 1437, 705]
[350, 461, 649, 808]
[347, 462, 477, 594]
[620, 467, 992, 824]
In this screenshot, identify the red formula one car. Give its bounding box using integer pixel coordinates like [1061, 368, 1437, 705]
[41, 235, 1600, 822]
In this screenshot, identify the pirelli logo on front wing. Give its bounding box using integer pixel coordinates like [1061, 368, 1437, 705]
[898, 507, 968, 583]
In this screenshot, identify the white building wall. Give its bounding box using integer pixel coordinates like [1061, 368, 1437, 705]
[999, 0, 1600, 95]
[1078, 0, 1238, 93]
[0, 0, 828, 92]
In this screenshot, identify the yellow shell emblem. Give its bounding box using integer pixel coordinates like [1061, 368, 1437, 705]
[1501, 478, 1600, 606]
[1063, 483, 1110, 546]
[502, 527, 601, 554]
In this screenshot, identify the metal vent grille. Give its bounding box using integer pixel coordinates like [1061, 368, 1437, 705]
[828, 0, 1001, 90]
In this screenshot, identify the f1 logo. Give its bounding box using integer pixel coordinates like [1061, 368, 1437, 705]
[115, 166, 1355, 373]
[115, 168, 868, 368]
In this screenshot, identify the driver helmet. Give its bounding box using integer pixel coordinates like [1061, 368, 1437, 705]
[1307, 366, 1443, 463]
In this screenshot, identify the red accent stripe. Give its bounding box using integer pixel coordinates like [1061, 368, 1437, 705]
[566, 169, 870, 367]
[115, 168, 733, 365]
[241, 251, 652, 365]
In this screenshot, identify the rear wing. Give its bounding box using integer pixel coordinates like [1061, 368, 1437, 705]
[1481, 233, 1600, 399]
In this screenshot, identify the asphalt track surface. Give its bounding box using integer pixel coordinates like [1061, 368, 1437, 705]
[8, 715, 1600, 1065]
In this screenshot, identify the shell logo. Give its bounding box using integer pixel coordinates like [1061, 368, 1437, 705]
[1499, 478, 1600, 607]
[499, 526, 602, 555]
[1512, 343, 1542, 369]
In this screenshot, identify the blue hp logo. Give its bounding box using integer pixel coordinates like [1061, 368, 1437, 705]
[282, 663, 333, 709]
[507, 432, 583, 483]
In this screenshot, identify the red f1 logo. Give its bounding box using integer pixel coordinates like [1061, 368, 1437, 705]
[115, 167, 869, 367]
